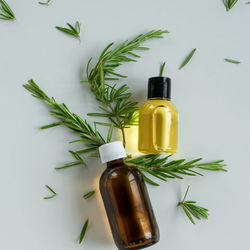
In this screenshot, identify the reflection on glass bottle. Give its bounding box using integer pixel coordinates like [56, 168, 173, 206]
[99, 141, 160, 250]
[138, 76, 178, 154]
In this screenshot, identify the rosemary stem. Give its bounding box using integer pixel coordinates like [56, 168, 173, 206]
[182, 185, 190, 203]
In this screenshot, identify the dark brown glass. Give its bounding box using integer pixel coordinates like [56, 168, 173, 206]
[99, 158, 159, 250]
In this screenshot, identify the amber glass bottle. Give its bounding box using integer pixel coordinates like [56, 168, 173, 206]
[138, 76, 178, 154]
[99, 141, 159, 250]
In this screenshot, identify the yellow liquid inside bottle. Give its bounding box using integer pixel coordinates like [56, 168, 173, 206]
[138, 98, 178, 154]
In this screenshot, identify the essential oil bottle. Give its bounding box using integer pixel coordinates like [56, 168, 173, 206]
[99, 141, 160, 250]
[138, 76, 178, 154]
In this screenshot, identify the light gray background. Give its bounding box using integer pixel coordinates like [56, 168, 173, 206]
[1, 0, 250, 249]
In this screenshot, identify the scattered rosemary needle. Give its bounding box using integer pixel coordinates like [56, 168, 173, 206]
[39, 0, 51, 5]
[56, 21, 81, 40]
[179, 48, 197, 70]
[83, 190, 96, 200]
[0, 0, 15, 20]
[224, 58, 241, 64]
[178, 185, 209, 224]
[43, 185, 57, 199]
[159, 61, 166, 76]
[79, 219, 89, 244]
[224, 0, 238, 11]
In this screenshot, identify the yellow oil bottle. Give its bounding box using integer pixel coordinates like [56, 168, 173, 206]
[138, 76, 178, 154]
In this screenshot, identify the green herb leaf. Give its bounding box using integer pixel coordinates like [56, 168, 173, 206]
[56, 21, 81, 39]
[224, 58, 241, 64]
[0, 0, 15, 20]
[79, 219, 89, 244]
[178, 185, 209, 224]
[83, 190, 96, 199]
[179, 48, 197, 70]
[38, 0, 51, 5]
[159, 61, 166, 76]
[40, 122, 63, 129]
[224, 0, 238, 11]
[107, 124, 114, 142]
[43, 185, 57, 199]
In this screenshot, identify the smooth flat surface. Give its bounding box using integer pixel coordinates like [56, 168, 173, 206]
[0, 0, 250, 249]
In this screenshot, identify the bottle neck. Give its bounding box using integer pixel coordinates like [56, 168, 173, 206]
[148, 97, 170, 101]
[107, 158, 124, 169]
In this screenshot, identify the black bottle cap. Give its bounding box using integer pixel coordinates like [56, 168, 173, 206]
[147, 76, 171, 99]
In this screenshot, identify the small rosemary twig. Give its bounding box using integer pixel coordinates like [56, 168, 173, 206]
[56, 21, 81, 40]
[178, 185, 209, 224]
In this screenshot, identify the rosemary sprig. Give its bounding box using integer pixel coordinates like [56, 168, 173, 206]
[0, 0, 15, 20]
[224, 0, 238, 11]
[84, 30, 169, 147]
[43, 185, 57, 199]
[39, 0, 51, 5]
[83, 190, 96, 199]
[125, 154, 227, 186]
[224, 58, 241, 64]
[56, 21, 81, 39]
[23, 79, 109, 159]
[159, 61, 166, 76]
[178, 186, 209, 224]
[179, 48, 197, 70]
[246, 2, 250, 4]
[79, 219, 89, 244]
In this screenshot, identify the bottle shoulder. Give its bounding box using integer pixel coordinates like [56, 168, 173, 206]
[140, 99, 178, 113]
[100, 164, 142, 184]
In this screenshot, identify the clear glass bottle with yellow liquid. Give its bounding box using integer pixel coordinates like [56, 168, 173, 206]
[138, 76, 178, 154]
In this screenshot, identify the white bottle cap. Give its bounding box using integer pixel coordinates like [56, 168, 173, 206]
[99, 141, 127, 164]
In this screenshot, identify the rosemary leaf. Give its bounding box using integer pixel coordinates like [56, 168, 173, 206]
[83, 190, 96, 199]
[140, 172, 160, 186]
[224, 0, 238, 11]
[179, 48, 197, 70]
[0, 0, 15, 20]
[79, 219, 89, 244]
[159, 61, 166, 76]
[55, 161, 83, 170]
[43, 185, 57, 199]
[39, 0, 51, 5]
[43, 194, 56, 200]
[40, 122, 63, 129]
[224, 58, 241, 64]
